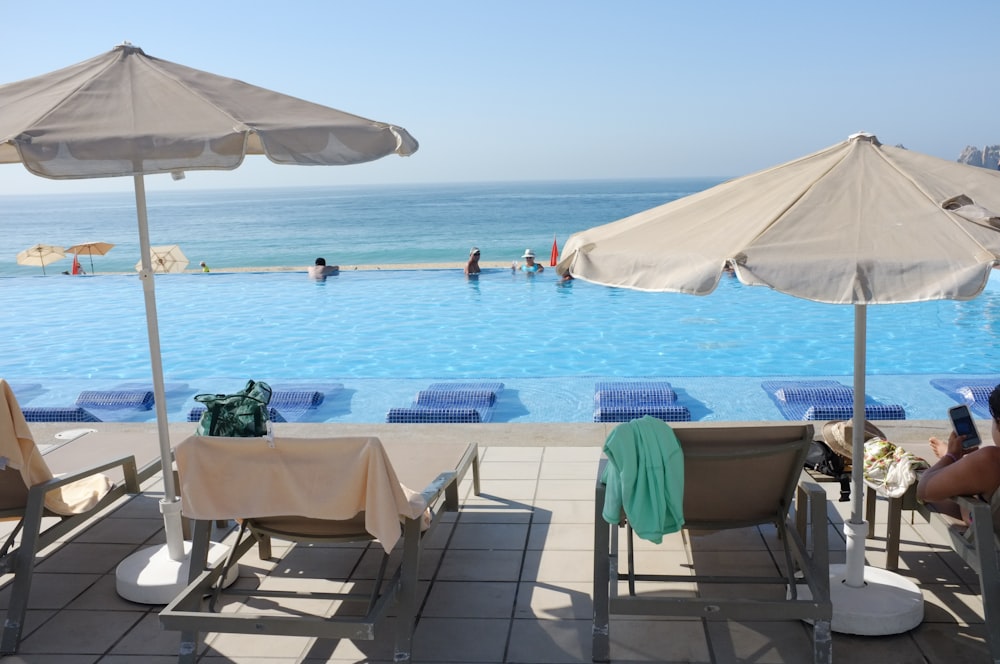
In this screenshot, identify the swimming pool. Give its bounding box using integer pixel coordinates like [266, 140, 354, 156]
[3, 269, 999, 422]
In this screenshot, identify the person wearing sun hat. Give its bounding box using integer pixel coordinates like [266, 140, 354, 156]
[465, 247, 481, 276]
[517, 248, 544, 273]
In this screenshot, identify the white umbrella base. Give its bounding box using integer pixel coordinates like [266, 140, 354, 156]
[115, 540, 237, 605]
[829, 563, 924, 635]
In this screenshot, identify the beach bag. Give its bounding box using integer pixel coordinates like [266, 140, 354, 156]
[194, 380, 272, 437]
[804, 439, 851, 502]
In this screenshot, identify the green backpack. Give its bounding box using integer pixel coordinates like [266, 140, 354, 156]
[194, 380, 272, 437]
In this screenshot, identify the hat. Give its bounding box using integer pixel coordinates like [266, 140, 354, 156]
[522, 249, 535, 258]
[470, 247, 480, 255]
[821, 420, 888, 459]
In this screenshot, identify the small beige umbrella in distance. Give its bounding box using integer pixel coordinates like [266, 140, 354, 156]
[16, 243, 65, 275]
[135, 245, 188, 273]
[66, 241, 114, 274]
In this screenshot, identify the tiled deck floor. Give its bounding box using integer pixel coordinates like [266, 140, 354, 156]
[0, 421, 991, 663]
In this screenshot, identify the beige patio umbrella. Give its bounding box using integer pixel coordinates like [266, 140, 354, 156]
[15, 243, 65, 275]
[0, 42, 417, 609]
[65, 241, 114, 274]
[559, 132, 1000, 636]
[135, 245, 188, 274]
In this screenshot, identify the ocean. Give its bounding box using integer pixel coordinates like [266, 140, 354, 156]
[1, 179, 725, 275]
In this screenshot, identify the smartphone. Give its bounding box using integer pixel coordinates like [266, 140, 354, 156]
[948, 405, 982, 449]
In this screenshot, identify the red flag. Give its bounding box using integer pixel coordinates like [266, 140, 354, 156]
[71, 254, 82, 275]
[549, 236, 559, 266]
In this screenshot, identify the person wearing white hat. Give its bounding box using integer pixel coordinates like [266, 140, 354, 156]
[465, 247, 481, 276]
[517, 248, 544, 274]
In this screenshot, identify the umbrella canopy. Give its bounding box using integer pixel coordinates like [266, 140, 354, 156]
[66, 241, 114, 274]
[0, 42, 418, 604]
[561, 132, 1000, 304]
[559, 132, 1000, 635]
[16, 243, 65, 275]
[136, 245, 188, 274]
[0, 42, 417, 178]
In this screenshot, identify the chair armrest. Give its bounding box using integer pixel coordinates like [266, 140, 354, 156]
[954, 494, 992, 514]
[27, 454, 141, 502]
[419, 471, 458, 509]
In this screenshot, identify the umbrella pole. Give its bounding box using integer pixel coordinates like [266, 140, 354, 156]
[131, 174, 184, 558]
[825, 304, 923, 635]
[115, 175, 235, 604]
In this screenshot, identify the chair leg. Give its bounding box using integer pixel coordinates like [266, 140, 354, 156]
[176, 518, 214, 664]
[0, 504, 47, 653]
[970, 509, 1000, 663]
[592, 484, 610, 663]
[394, 517, 422, 664]
[813, 619, 833, 664]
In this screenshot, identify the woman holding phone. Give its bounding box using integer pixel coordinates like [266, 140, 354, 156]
[916, 384, 1000, 523]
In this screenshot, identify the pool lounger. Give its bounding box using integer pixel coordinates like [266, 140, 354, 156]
[21, 407, 101, 423]
[75, 389, 155, 410]
[762, 380, 906, 421]
[930, 378, 1000, 419]
[593, 380, 692, 423]
[385, 381, 504, 423]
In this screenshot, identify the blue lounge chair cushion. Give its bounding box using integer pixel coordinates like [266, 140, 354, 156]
[803, 404, 907, 421]
[930, 378, 999, 418]
[774, 386, 854, 404]
[385, 407, 481, 424]
[762, 380, 906, 421]
[594, 404, 691, 423]
[594, 381, 678, 406]
[76, 389, 154, 410]
[22, 407, 101, 423]
[426, 381, 505, 395]
[269, 390, 324, 408]
[415, 389, 497, 408]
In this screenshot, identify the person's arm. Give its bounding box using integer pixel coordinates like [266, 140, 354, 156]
[917, 431, 999, 502]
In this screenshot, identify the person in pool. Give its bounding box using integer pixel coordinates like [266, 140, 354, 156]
[917, 383, 1000, 523]
[308, 257, 340, 279]
[465, 247, 481, 275]
[517, 249, 544, 273]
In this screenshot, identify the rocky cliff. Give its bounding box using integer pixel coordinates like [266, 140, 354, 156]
[958, 145, 1000, 169]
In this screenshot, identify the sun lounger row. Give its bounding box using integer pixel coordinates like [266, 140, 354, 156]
[386, 382, 505, 423]
[35, 378, 1000, 424]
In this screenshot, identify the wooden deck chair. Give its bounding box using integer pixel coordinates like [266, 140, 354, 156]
[593, 421, 832, 664]
[160, 435, 480, 664]
[0, 379, 140, 653]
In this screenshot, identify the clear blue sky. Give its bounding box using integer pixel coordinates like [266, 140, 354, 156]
[2, 0, 997, 194]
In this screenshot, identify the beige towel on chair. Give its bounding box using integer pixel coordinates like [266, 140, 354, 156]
[175, 435, 428, 552]
[0, 379, 113, 515]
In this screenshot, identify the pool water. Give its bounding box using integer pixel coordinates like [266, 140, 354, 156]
[3, 269, 999, 423]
